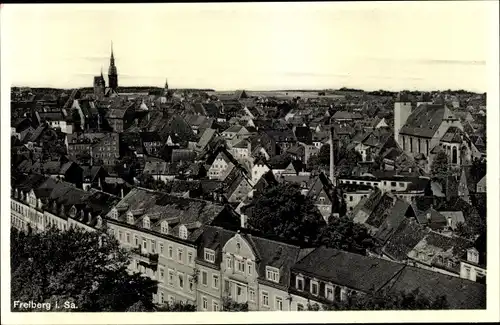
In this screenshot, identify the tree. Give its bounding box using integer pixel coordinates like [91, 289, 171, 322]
[222, 297, 249, 311]
[156, 301, 197, 312]
[11, 227, 157, 312]
[317, 216, 375, 255]
[431, 151, 449, 179]
[247, 183, 327, 244]
[308, 289, 449, 311]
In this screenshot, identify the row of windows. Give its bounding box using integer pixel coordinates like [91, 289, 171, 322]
[340, 179, 406, 188]
[261, 291, 284, 310]
[295, 276, 350, 301]
[200, 296, 219, 311]
[224, 254, 255, 277]
[112, 227, 194, 265]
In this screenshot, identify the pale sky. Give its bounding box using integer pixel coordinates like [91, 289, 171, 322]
[2, 2, 493, 92]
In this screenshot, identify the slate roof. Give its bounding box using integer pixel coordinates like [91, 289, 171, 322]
[293, 246, 405, 293]
[386, 266, 486, 309]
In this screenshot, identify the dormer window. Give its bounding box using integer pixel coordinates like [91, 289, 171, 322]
[96, 216, 102, 228]
[110, 208, 118, 220]
[310, 280, 319, 296]
[296, 275, 304, 291]
[179, 225, 188, 239]
[70, 206, 77, 217]
[204, 248, 215, 263]
[265, 266, 280, 283]
[467, 248, 479, 264]
[143, 216, 150, 229]
[161, 221, 169, 234]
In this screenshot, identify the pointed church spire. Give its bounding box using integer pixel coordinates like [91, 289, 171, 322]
[111, 40, 114, 60]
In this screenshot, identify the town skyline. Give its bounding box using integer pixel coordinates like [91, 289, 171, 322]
[4, 2, 491, 92]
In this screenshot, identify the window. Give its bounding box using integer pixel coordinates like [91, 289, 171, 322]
[349, 196, 353, 202]
[142, 238, 147, 250]
[151, 240, 156, 253]
[265, 266, 280, 283]
[326, 285, 334, 300]
[311, 281, 319, 295]
[297, 303, 304, 311]
[168, 245, 173, 259]
[160, 292, 164, 304]
[237, 259, 246, 273]
[168, 270, 174, 286]
[201, 270, 208, 286]
[275, 296, 283, 311]
[296, 277, 304, 291]
[262, 292, 269, 307]
[391, 182, 397, 187]
[126, 233, 131, 243]
[134, 235, 139, 246]
[226, 255, 233, 269]
[179, 225, 188, 239]
[213, 274, 219, 289]
[160, 243, 164, 254]
[178, 248, 184, 263]
[249, 288, 256, 302]
[143, 217, 150, 229]
[127, 213, 134, 224]
[247, 262, 253, 275]
[159, 268, 165, 282]
[161, 221, 169, 234]
[178, 272, 184, 289]
[118, 231, 123, 241]
[188, 275, 194, 292]
[188, 251, 193, 265]
[202, 297, 208, 310]
[224, 280, 230, 294]
[204, 248, 215, 263]
[213, 301, 219, 311]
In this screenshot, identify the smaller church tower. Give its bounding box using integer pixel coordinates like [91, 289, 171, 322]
[163, 78, 169, 97]
[93, 67, 106, 98]
[394, 92, 413, 147]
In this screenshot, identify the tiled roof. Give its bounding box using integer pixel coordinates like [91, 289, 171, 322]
[399, 104, 446, 138]
[441, 126, 467, 143]
[293, 246, 405, 292]
[332, 111, 363, 120]
[382, 218, 428, 261]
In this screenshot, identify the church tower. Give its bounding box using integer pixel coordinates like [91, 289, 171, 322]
[163, 78, 169, 96]
[108, 41, 118, 90]
[93, 67, 106, 98]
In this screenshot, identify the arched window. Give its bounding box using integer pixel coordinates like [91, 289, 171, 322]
[143, 216, 150, 229]
[179, 225, 188, 239]
[161, 221, 169, 234]
[452, 146, 458, 164]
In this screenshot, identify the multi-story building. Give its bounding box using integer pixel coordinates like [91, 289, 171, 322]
[91, 133, 120, 166]
[104, 188, 240, 306]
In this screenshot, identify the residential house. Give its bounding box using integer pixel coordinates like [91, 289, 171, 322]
[105, 103, 135, 133]
[476, 175, 486, 193]
[66, 132, 107, 160]
[82, 165, 108, 191]
[91, 132, 120, 166]
[407, 232, 473, 278]
[331, 111, 363, 122]
[289, 246, 405, 311]
[459, 234, 486, 283]
[307, 173, 340, 222]
[104, 188, 240, 306]
[140, 132, 163, 156]
[208, 151, 235, 181]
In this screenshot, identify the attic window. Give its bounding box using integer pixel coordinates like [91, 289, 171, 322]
[127, 213, 134, 224]
[204, 248, 215, 263]
[110, 208, 118, 220]
[467, 249, 479, 264]
[179, 225, 188, 240]
[161, 221, 169, 234]
[143, 217, 150, 229]
[265, 266, 280, 283]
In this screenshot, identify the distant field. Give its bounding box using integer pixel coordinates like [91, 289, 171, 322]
[210, 90, 345, 99]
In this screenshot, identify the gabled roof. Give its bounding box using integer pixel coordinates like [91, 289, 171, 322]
[440, 126, 467, 143]
[382, 218, 429, 261]
[399, 104, 447, 138]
